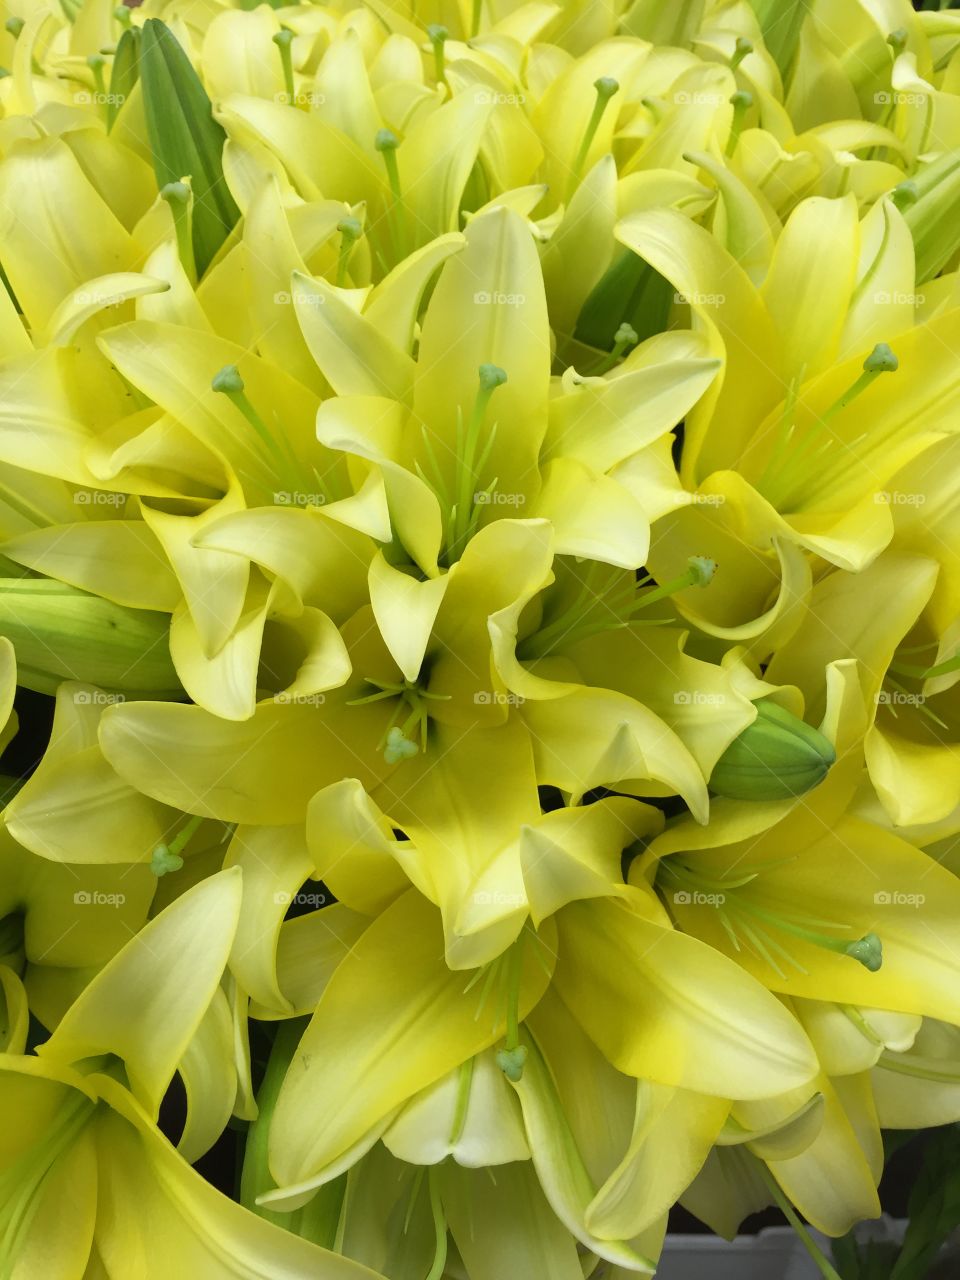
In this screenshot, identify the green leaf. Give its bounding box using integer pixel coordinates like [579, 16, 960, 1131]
[889, 1125, 960, 1280]
[573, 248, 674, 352]
[138, 18, 240, 277]
[108, 27, 140, 131]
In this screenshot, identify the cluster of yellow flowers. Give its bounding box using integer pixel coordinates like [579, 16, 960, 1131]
[1, 0, 960, 1275]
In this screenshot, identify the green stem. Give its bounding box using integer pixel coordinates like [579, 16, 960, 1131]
[756, 1163, 843, 1280]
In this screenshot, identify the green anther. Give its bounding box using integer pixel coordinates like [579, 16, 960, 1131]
[375, 127, 400, 153]
[211, 362, 245, 395]
[113, 4, 131, 25]
[336, 215, 362, 286]
[5, 16, 24, 37]
[862, 341, 898, 374]
[890, 179, 919, 210]
[887, 27, 908, 55]
[630, 555, 717, 609]
[845, 933, 883, 972]
[495, 1044, 528, 1082]
[426, 23, 448, 81]
[160, 179, 197, 283]
[272, 28, 295, 104]
[726, 89, 753, 157]
[151, 813, 203, 875]
[384, 724, 419, 764]
[570, 76, 620, 196]
[731, 35, 753, 69]
[595, 321, 639, 374]
[478, 362, 508, 392]
[686, 555, 717, 587]
[150, 844, 184, 876]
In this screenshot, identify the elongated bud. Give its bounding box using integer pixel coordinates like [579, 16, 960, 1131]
[901, 150, 960, 282]
[709, 699, 836, 800]
[0, 578, 180, 697]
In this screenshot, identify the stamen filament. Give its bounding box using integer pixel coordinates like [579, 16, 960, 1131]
[725, 89, 752, 157]
[160, 180, 197, 284]
[446, 364, 508, 564]
[336, 216, 362, 286]
[594, 322, 639, 375]
[570, 77, 620, 196]
[272, 29, 295, 105]
[427, 24, 448, 82]
[730, 36, 752, 70]
[211, 364, 302, 491]
[755, 1162, 844, 1280]
[375, 129, 409, 262]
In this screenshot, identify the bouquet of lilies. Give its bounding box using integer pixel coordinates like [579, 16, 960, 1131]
[2, 0, 960, 1275]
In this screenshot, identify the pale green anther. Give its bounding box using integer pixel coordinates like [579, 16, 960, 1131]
[160, 180, 196, 283]
[845, 933, 883, 972]
[495, 1044, 528, 1082]
[709, 699, 836, 800]
[730, 89, 753, 110]
[427, 23, 448, 80]
[337, 216, 363, 240]
[478, 363, 508, 392]
[731, 35, 752, 69]
[211, 363, 245, 395]
[375, 127, 400, 152]
[891, 179, 919, 210]
[160, 179, 190, 206]
[595, 321, 639, 374]
[384, 725, 419, 765]
[150, 844, 184, 876]
[113, 4, 131, 25]
[887, 27, 908, 55]
[5, 16, 24, 38]
[687, 555, 717, 587]
[863, 341, 898, 374]
[273, 27, 295, 103]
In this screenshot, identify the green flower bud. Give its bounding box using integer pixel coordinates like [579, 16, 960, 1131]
[0, 578, 180, 698]
[902, 151, 960, 283]
[708, 699, 836, 801]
